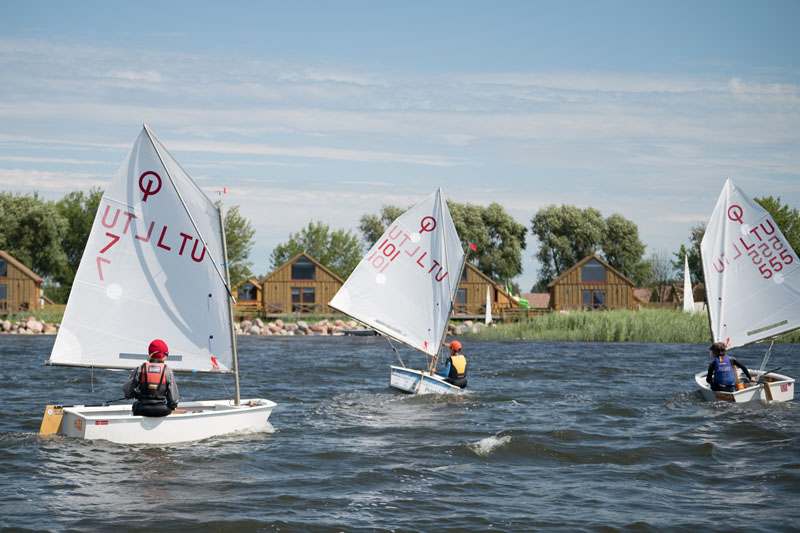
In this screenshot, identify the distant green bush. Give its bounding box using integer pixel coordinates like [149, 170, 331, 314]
[465, 309, 800, 344]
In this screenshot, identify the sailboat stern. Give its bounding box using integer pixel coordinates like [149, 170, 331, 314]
[695, 371, 795, 403]
[39, 405, 65, 436]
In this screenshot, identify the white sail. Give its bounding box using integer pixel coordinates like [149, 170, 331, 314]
[485, 285, 493, 325]
[329, 189, 464, 356]
[49, 125, 234, 372]
[683, 254, 695, 313]
[700, 178, 800, 349]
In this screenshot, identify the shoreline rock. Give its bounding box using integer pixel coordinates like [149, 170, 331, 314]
[0, 315, 491, 337]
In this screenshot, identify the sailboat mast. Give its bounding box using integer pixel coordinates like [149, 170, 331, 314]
[431, 189, 466, 372]
[218, 204, 242, 405]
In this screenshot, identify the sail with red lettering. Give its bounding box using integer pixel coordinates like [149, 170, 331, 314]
[700, 178, 800, 349]
[49, 125, 235, 372]
[329, 189, 465, 356]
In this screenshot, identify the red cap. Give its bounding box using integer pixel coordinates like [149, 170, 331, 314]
[445, 340, 462, 351]
[148, 339, 169, 359]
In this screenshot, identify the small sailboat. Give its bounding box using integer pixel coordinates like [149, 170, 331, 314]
[329, 189, 467, 395]
[485, 285, 493, 325]
[39, 125, 275, 443]
[682, 254, 695, 313]
[694, 178, 799, 402]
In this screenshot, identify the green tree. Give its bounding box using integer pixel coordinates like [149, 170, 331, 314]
[56, 188, 104, 283]
[530, 205, 604, 288]
[673, 223, 705, 285]
[449, 202, 527, 282]
[531, 205, 649, 289]
[601, 213, 648, 284]
[271, 221, 362, 280]
[358, 205, 408, 247]
[756, 196, 800, 257]
[360, 201, 527, 282]
[0, 192, 69, 284]
[216, 201, 256, 287]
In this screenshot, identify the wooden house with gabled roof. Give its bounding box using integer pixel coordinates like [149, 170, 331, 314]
[548, 255, 636, 311]
[454, 262, 519, 316]
[0, 250, 44, 313]
[260, 252, 344, 314]
[233, 278, 263, 314]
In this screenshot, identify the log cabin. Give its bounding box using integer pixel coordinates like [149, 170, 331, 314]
[0, 250, 44, 313]
[548, 255, 636, 311]
[260, 253, 344, 314]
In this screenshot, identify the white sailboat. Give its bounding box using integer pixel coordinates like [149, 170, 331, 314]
[39, 125, 275, 443]
[682, 254, 695, 313]
[694, 178, 799, 402]
[485, 285, 493, 325]
[329, 189, 467, 395]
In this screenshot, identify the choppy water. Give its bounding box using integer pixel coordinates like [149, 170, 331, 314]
[1, 335, 798, 532]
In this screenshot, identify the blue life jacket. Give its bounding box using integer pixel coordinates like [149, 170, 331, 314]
[712, 355, 736, 386]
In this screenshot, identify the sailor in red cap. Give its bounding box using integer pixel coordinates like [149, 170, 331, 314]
[122, 339, 180, 417]
[438, 340, 468, 388]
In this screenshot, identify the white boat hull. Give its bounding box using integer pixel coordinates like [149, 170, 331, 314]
[695, 371, 795, 403]
[56, 398, 276, 444]
[390, 365, 464, 395]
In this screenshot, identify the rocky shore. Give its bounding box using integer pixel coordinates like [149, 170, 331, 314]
[235, 318, 493, 336]
[1, 316, 493, 337]
[1, 317, 58, 334]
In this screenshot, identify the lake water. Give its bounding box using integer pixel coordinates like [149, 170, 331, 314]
[1, 335, 798, 531]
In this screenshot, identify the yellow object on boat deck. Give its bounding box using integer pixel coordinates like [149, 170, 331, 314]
[39, 405, 64, 435]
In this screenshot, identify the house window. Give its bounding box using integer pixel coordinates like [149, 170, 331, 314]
[238, 282, 257, 301]
[0, 259, 6, 277]
[581, 258, 605, 283]
[0, 283, 6, 302]
[454, 288, 467, 314]
[291, 256, 315, 280]
[582, 290, 606, 311]
[291, 287, 315, 312]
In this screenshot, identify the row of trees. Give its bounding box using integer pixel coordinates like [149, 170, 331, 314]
[3, 189, 798, 302]
[0, 191, 256, 303]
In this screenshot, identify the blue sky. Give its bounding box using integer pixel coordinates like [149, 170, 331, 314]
[2, 1, 799, 290]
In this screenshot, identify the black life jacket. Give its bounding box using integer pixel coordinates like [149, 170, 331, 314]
[138, 361, 167, 402]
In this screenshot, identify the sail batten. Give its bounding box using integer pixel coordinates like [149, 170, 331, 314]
[48, 126, 234, 372]
[329, 190, 464, 357]
[701, 178, 800, 350]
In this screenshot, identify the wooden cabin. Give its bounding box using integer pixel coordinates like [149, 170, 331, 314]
[0, 250, 44, 313]
[454, 263, 519, 316]
[233, 278, 262, 314]
[548, 255, 636, 311]
[260, 253, 344, 314]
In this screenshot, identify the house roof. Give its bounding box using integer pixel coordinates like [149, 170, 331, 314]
[633, 288, 652, 303]
[260, 252, 345, 284]
[547, 254, 635, 288]
[0, 250, 43, 283]
[520, 292, 550, 308]
[233, 278, 262, 290]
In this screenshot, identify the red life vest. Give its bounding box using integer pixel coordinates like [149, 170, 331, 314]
[139, 361, 167, 401]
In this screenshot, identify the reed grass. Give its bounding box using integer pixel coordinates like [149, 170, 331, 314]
[465, 309, 800, 344]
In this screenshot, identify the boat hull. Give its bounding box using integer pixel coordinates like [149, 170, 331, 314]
[54, 398, 276, 444]
[390, 365, 464, 395]
[695, 371, 795, 403]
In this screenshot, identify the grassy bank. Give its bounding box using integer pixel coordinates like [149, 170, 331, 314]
[464, 309, 800, 344]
